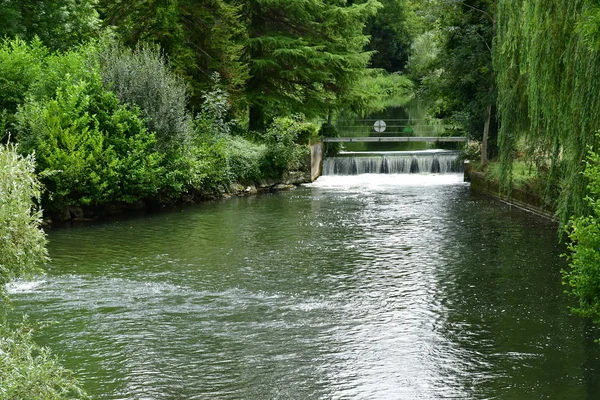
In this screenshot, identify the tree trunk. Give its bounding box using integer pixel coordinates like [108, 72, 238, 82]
[481, 102, 492, 166]
[481, 0, 497, 167]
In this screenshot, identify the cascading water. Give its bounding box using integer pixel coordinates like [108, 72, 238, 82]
[322, 150, 462, 175]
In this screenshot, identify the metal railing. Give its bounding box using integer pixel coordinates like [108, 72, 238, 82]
[325, 119, 466, 143]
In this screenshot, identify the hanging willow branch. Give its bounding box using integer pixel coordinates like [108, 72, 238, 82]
[495, 0, 600, 227]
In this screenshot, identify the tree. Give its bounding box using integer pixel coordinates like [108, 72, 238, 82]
[363, 0, 421, 72]
[0, 144, 46, 296]
[563, 142, 600, 329]
[494, 0, 600, 225]
[243, 0, 381, 130]
[97, 0, 248, 109]
[0, 0, 100, 50]
[418, 0, 497, 162]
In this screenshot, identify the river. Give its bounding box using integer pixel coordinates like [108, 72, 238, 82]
[8, 174, 600, 399]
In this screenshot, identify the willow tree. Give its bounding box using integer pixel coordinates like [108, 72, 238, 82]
[495, 0, 600, 225]
[244, 0, 381, 130]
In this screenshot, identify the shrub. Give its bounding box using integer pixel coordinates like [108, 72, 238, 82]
[195, 73, 235, 138]
[259, 116, 309, 178]
[563, 143, 600, 326]
[0, 144, 86, 399]
[0, 322, 88, 399]
[0, 144, 46, 296]
[189, 137, 230, 194]
[28, 43, 100, 103]
[99, 43, 192, 151]
[0, 38, 46, 134]
[225, 136, 266, 183]
[17, 75, 164, 210]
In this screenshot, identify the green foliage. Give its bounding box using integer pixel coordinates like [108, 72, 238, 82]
[225, 136, 266, 184]
[0, 38, 102, 139]
[195, 73, 236, 138]
[0, 145, 86, 399]
[29, 44, 101, 103]
[188, 137, 231, 194]
[340, 70, 414, 117]
[495, 0, 600, 226]
[97, 0, 248, 108]
[245, 0, 382, 129]
[417, 0, 497, 144]
[483, 160, 543, 192]
[0, 38, 46, 133]
[17, 75, 164, 210]
[0, 144, 47, 298]
[320, 123, 342, 157]
[99, 43, 192, 151]
[563, 143, 600, 326]
[259, 117, 310, 178]
[364, 0, 421, 72]
[0, 321, 88, 399]
[0, 0, 100, 51]
[407, 30, 439, 81]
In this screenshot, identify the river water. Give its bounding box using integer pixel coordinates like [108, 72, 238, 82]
[8, 174, 600, 399]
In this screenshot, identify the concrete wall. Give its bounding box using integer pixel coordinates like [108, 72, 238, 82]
[310, 143, 323, 182]
[466, 167, 557, 221]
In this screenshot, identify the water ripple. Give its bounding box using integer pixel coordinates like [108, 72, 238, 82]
[8, 174, 600, 399]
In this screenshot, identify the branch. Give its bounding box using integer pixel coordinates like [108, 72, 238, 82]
[459, 1, 494, 23]
[474, 30, 492, 54]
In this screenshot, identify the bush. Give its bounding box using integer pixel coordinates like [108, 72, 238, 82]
[188, 137, 230, 194]
[17, 75, 164, 210]
[563, 144, 600, 326]
[0, 144, 46, 296]
[0, 144, 86, 399]
[259, 116, 310, 178]
[195, 73, 235, 138]
[99, 43, 192, 151]
[190, 75, 267, 190]
[28, 43, 100, 103]
[0, 38, 46, 135]
[225, 136, 266, 183]
[0, 322, 88, 399]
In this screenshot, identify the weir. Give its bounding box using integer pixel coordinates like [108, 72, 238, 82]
[322, 150, 462, 175]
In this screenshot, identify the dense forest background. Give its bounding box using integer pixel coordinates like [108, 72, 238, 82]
[3, 1, 600, 397]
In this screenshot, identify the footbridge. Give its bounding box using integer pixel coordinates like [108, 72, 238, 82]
[312, 119, 468, 177]
[322, 119, 467, 144]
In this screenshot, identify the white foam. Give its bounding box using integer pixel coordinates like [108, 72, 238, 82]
[6, 279, 46, 294]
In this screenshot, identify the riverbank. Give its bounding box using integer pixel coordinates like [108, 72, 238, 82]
[464, 161, 557, 221]
[46, 143, 324, 223]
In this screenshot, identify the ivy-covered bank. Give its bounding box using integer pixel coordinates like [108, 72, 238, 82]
[0, 39, 322, 221]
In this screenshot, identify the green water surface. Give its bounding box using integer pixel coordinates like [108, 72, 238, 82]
[9, 174, 600, 399]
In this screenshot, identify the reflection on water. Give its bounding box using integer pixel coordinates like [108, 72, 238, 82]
[9, 174, 600, 399]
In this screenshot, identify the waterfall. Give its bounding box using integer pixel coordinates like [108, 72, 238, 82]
[322, 151, 462, 175]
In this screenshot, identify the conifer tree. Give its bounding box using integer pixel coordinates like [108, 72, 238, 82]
[98, 0, 248, 108]
[243, 0, 381, 130]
